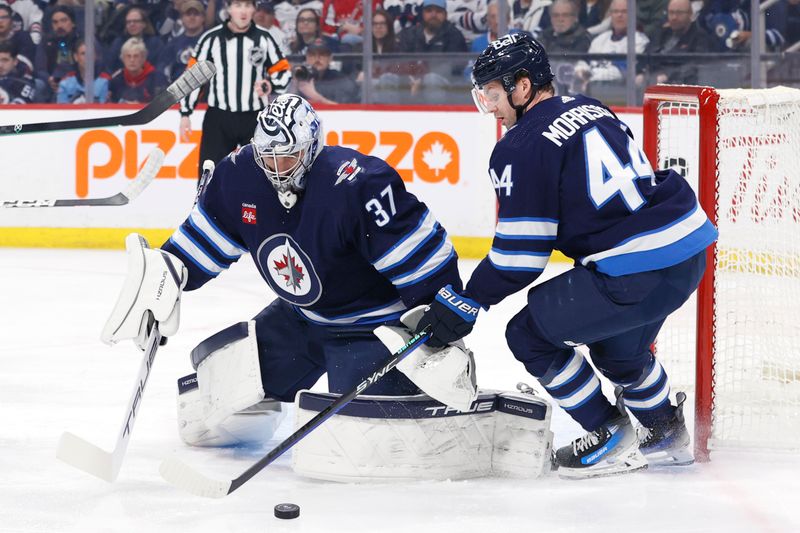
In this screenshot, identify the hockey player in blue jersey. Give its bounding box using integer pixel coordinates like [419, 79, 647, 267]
[100, 94, 468, 448]
[413, 33, 718, 478]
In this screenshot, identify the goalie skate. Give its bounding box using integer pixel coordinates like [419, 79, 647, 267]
[637, 392, 694, 466]
[556, 413, 647, 480]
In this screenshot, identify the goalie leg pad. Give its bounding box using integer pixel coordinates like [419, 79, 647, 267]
[291, 389, 554, 482]
[292, 391, 496, 482]
[491, 385, 554, 478]
[177, 374, 285, 447]
[191, 321, 265, 427]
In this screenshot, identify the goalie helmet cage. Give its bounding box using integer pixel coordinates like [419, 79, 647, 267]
[643, 85, 800, 462]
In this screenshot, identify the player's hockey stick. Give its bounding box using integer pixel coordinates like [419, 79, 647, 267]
[1, 147, 164, 208]
[159, 326, 432, 498]
[0, 61, 215, 136]
[57, 322, 162, 482]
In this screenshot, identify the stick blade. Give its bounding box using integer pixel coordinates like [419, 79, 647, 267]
[57, 431, 119, 482]
[159, 457, 231, 499]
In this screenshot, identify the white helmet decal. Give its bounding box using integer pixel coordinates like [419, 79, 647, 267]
[252, 94, 323, 208]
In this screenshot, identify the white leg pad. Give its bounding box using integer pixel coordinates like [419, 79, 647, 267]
[291, 388, 554, 482]
[194, 321, 265, 427]
[491, 387, 554, 478]
[292, 391, 497, 482]
[177, 374, 285, 447]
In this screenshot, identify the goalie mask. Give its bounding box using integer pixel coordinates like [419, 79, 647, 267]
[252, 94, 323, 208]
[471, 33, 553, 120]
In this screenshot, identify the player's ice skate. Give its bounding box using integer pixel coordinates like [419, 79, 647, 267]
[637, 392, 694, 466]
[555, 411, 647, 480]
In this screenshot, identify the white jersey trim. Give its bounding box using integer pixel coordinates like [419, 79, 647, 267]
[373, 210, 436, 272]
[579, 203, 707, 267]
[296, 300, 408, 325]
[190, 205, 248, 259]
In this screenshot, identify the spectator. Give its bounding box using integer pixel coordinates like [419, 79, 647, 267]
[274, 0, 326, 36]
[397, 0, 467, 102]
[57, 39, 110, 103]
[321, 0, 381, 46]
[0, 4, 34, 73]
[581, 0, 611, 35]
[254, 1, 291, 55]
[1, 0, 43, 45]
[289, 7, 339, 54]
[108, 37, 167, 104]
[35, 6, 97, 94]
[385, 0, 423, 31]
[470, 1, 513, 53]
[157, 0, 207, 82]
[539, 0, 592, 52]
[448, 0, 490, 43]
[699, 0, 787, 52]
[637, 0, 716, 85]
[637, 0, 669, 41]
[574, 0, 648, 84]
[293, 41, 358, 103]
[397, 0, 467, 53]
[371, 8, 398, 53]
[540, 0, 592, 94]
[514, 0, 553, 35]
[0, 40, 35, 103]
[107, 6, 164, 72]
[156, 0, 195, 40]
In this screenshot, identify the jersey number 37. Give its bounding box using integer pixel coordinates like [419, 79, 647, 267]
[584, 127, 654, 212]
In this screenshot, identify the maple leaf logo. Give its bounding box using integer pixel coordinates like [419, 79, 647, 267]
[273, 249, 305, 292]
[421, 141, 452, 177]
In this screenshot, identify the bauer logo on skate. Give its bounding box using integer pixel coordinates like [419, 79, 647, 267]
[256, 234, 322, 306]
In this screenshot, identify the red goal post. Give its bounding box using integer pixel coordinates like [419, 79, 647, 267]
[643, 85, 800, 461]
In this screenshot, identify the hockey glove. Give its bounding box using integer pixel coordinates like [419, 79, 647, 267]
[101, 233, 188, 351]
[416, 285, 481, 348]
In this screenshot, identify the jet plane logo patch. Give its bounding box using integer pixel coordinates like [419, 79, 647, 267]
[334, 158, 363, 185]
[256, 234, 322, 306]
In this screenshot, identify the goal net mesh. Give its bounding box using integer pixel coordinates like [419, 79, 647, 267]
[653, 87, 800, 451]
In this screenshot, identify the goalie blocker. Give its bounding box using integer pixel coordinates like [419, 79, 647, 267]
[292, 386, 554, 482]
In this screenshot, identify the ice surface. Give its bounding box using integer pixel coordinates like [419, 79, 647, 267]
[1, 248, 798, 533]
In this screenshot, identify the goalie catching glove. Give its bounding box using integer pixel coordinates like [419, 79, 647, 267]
[374, 306, 477, 412]
[101, 233, 188, 350]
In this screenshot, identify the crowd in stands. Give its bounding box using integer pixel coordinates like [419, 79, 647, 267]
[0, 0, 797, 105]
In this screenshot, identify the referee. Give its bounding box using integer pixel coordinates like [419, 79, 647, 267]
[179, 0, 291, 178]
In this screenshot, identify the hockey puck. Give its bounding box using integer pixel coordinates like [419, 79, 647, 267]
[274, 503, 300, 520]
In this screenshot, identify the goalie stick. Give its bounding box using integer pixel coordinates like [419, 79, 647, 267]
[0, 60, 215, 136]
[57, 322, 162, 482]
[159, 326, 432, 498]
[1, 147, 164, 208]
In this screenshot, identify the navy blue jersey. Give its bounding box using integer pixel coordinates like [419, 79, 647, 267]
[162, 145, 462, 326]
[466, 94, 718, 308]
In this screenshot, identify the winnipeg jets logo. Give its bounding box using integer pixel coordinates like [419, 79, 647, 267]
[561, 96, 575, 103]
[335, 158, 363, 185]
[256, 234, 322, 305]
[273, 247, 305, 291]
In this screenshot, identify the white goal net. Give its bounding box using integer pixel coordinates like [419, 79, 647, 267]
[644, 86, 800, 457]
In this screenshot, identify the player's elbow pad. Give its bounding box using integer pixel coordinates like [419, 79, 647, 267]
[101, 233, 188, 349]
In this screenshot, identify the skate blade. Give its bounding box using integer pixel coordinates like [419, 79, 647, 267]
[559, 448, 649, 480]
[644, 447, 695, 467]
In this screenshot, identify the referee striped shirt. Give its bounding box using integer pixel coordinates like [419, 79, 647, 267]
[180, 23, 291, 115]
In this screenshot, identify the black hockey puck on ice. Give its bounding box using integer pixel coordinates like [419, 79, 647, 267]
[274, 503, 300, 519]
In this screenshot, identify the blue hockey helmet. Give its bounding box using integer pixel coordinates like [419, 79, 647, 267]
[471, 33, 553, 118]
